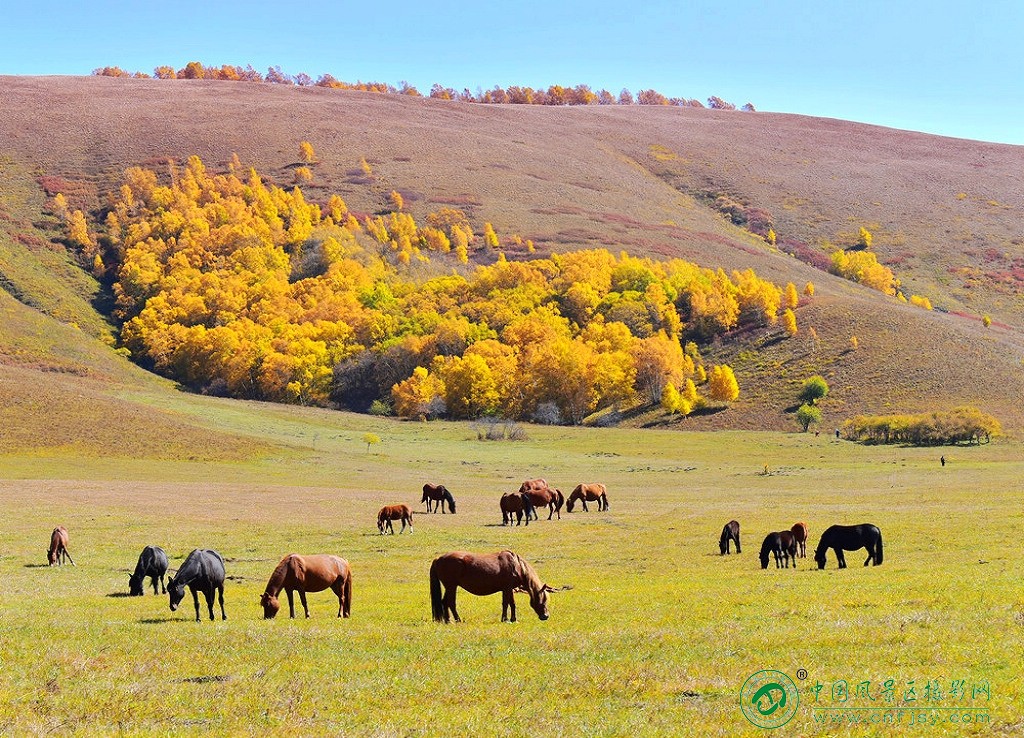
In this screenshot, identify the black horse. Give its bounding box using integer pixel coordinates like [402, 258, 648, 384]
[167, 549, 226, 621]
[814, 524, 884, 569]
[421, 483, 457, 514]
[129, 545, 169, 596]
[759, 531, 797, 569]
[719, 520, 741, 554]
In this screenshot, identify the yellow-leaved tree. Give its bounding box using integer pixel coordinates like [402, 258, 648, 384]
[707, 364, 740, 402]
[299, 141, 316, 163]
[782, 308, 798, 336]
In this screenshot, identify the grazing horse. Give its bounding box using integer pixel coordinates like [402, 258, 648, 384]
[566, 483, 608, 512]
[129, 545, 168, 595]
[167, 549, 226, 621]
[814, 524, 884, 569]
[421, 483, 457, 514]
[500, 492, 535, 526]
[759, 531, 798, 569]
[430, 549, 562, 623]
[524, 487, 565, 521]
[261, 554, 352, 619]
[791, 522, 808, 558]
[720, 520, 741, 554]
[47, 526, 75, 566]
[378, 504, 414, 534]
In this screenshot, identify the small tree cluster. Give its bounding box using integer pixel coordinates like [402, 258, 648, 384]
[844, 408, 1001, 446]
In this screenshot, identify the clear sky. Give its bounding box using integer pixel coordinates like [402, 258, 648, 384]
[2, 0, 1022, 145]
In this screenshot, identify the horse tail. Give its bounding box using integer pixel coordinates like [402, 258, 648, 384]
[875, 530, 884, 565]
[602, 492, 609, 510]
[343, 567, 353, 617]
[429, 560, 445, 622]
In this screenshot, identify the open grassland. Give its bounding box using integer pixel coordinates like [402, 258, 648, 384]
[0, 398, 1021, 736]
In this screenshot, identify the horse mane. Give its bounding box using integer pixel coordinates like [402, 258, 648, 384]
[511, 551, 543, 593]
[264, 555, 292, 595]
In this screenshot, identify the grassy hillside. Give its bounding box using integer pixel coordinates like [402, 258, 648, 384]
[1, 75, 1022, 433]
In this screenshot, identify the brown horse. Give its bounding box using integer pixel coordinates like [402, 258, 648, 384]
[500, 492, 535, 526]
[260, 554, 352, 619]
[524, 487, 565, 521]
[791, 522, 808, 558]
[47, 526, 75, 566]
[760, 530, 798, 569]
[378, 504, 414, 534]
[518, 478, 549, 495]
[566, 483, 609, 512]
[430, 550, 562, 622]
[421, 483, 456, 514]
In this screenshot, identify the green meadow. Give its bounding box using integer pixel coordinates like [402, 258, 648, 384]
[0, 395, 1020, 736]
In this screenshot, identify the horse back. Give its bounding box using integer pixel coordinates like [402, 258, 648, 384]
[182, 548, 226, 587]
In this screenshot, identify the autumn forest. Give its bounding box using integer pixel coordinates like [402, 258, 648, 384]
[56, 151, 803, 424]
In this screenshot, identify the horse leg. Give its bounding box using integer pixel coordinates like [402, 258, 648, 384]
[444, 586, 460, 623]
[864, 549, 873, 567]
[287, 588, 296, 618]
[299, 590, 310, 618]
[191, 588, 202, 622]
[150, 575, 158, 595]
[582, 500, 589, 512]
[736, 536, 742, 554]
[204, 588, 217, 621]
[160, 574, 166, 594]
[218, 584, 226, 620]
[836, 550, 847, 569]
[502, 589, 517, 622]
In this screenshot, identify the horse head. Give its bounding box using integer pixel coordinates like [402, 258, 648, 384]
[528, 584, 555, 621]
[565, 496, 575, 512]
[128, 573, 144, 596]
[166, 575, 186, 611]
[47, 548, 57, 565]
[260, 592, 280, 619]
[814, 549, 827, 570]
[719, 535, 729, 555]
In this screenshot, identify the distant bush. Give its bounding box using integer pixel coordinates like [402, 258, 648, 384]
[844, 407, 1001, 446]
[799, 375, 829, 404]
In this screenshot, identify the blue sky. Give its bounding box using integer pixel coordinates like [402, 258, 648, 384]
[2, 0, 1022, 145]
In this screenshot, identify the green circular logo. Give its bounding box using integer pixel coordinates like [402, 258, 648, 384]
[740, 670, 800, 729]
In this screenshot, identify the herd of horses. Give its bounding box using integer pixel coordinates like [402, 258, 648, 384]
[41, 478, 884, 623]
[718, 519, 884, 570]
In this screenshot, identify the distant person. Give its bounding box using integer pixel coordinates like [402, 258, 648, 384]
[835, 428, 840, 439]
[940, 455, 946, 467]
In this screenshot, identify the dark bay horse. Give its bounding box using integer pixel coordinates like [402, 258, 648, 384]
[167, 548, 226, 621]
[760, 531, 797, 569]
[500, 492, 535, 526]
[791, 522, 808, 558]
[378, 504, 414, 534]
[566, 483, 608, 512]
[430, 550, 561, 623]
[524, 487, 565, 520]
[129, 545, 168, 595]
[720, 520, 741, 554]
[261, 553, 352, 619]
[815, 524, 883, 569]
[47, 526, 75, 566]
[421, 483, 456, 514]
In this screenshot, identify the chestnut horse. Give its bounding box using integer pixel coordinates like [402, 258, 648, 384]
[524, 487, 565, 521]
[47, 526, 75, 566]
[260, 554, 352, 619]
[791, 522, 808, 558]
[378, 504, 414, 534]
[500, 492, 535, 526]
[421, 483, 456, 514]
[518, 478, 549, 495]
[566, 483, 608, 512]
[759, 531, 797, 569]
[720, 520, 741, 555]
[430, 549, 561, 623]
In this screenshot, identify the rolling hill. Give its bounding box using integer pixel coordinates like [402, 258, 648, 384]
[1, 74, 1022, 443]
